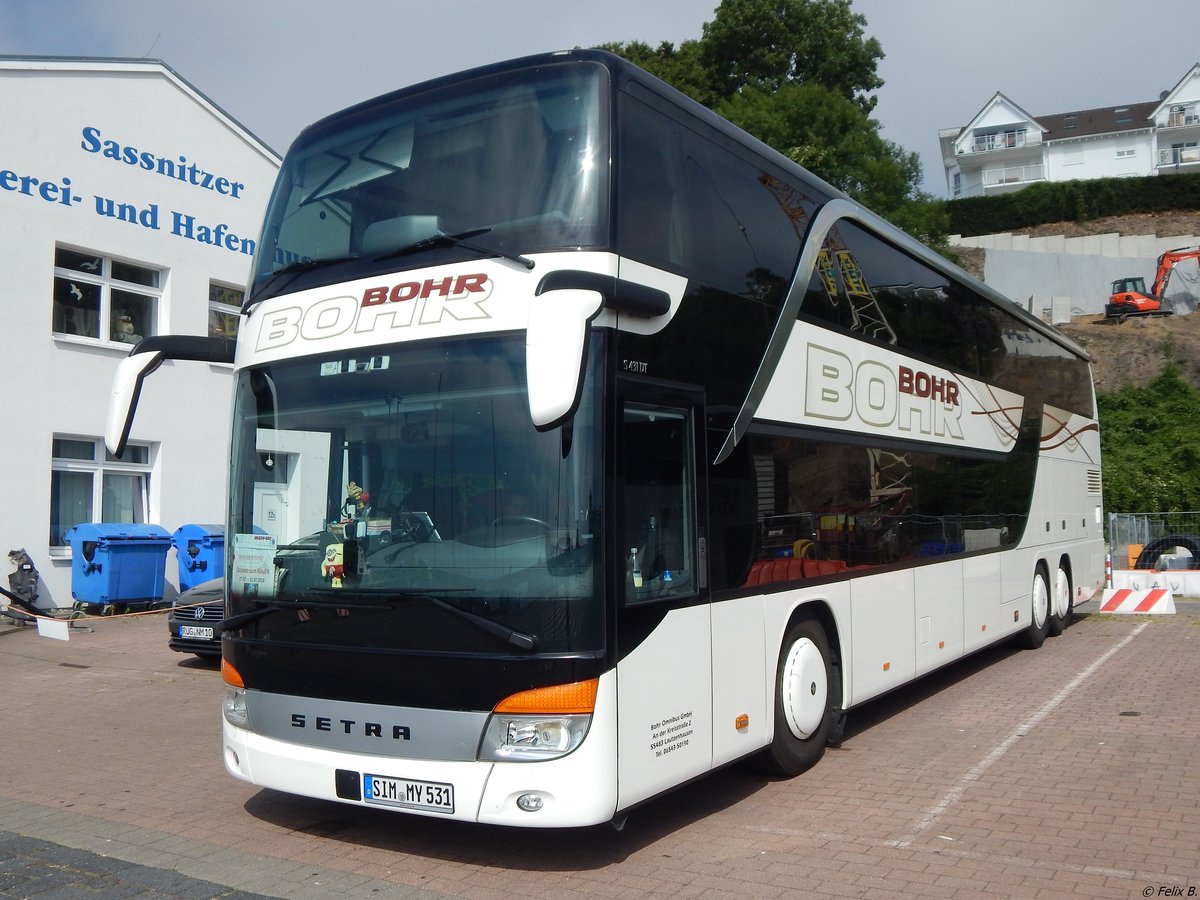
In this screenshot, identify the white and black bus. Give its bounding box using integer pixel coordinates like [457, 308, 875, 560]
[108, 49, 1104, 828]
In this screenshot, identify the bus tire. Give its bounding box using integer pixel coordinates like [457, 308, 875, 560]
[757, 617, 835, 777]
[1017, 565, 1051, 649]
[1048, 562, 1072, 636]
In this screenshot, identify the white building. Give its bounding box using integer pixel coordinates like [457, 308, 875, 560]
[941, 62, 1200, 198]
[0, 57, 280, 610]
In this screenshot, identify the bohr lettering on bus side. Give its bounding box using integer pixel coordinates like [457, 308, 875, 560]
[804, 343, 964, 440]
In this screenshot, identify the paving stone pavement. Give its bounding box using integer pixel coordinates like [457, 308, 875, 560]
[1, 601, 1198, 898]
[0, 829, 272, 899]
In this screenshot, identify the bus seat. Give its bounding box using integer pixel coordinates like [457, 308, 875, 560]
[744, 557, 802, 587]
[743, 556, 849, 587]
[802, 558, 848, 578]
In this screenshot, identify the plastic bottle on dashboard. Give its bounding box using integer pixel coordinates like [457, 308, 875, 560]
[630, 547, 642, 588]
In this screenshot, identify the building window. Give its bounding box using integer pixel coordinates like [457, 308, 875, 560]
[208, 282, 243, 340]
[52, 247, 161, 345]
[1116, 146, 1136, 159]
[49, 437, 152, 549]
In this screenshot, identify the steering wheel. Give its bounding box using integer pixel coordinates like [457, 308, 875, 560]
[490, 515, 550, 530]
[393, 512, 438, 543]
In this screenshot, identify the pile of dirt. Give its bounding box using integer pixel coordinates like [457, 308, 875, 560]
[1057, 312, 1200, 393]
[1017, 210, 1200, 241]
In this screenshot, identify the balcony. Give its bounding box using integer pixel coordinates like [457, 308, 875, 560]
[982, 163, 1046, 190]
[1165, 106, 1200, 128]
[1156, 146, 1200, 168]
[968, 129, 1041, 153]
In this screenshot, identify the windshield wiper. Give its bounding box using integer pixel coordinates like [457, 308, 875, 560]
[374, 228, 535, 270]
[371, 588, 537, 650]
[219, 594, 386, 633]
[425, 596, 537, 651]
[247, 255, 362, 312]
[222, 590, 538, 652]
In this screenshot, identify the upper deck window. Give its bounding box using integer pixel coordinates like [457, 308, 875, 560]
[252, 63, 609, 301]
[616, 92, 812, 305]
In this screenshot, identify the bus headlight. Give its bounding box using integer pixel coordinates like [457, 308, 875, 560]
[479, 713, 591, 761]
[223, 687, 249, 728]
[479, 678, 598, 761]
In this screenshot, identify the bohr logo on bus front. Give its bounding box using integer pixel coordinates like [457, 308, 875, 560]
[253, 272, 496, 353]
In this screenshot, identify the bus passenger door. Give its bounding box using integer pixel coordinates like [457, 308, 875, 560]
[614, 385, 713, 812]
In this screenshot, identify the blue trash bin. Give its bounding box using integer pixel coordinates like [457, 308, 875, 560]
[66, 523, 172, 612]
[172, 524, 226, 592]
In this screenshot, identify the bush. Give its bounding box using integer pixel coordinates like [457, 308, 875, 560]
[947, 173, 1200, 237]
[1098, 364, 1200, 513]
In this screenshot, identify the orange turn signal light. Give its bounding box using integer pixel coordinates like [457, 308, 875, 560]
[494, 678, 598, 715]
[221, 658, 245, 688]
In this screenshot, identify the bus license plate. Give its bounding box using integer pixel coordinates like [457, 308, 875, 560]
[180, 625, 214, 639]
[363, 774, 454, 813]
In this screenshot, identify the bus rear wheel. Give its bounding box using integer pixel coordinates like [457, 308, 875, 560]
[1018, 565, 1051, 649]
[1048, 563, 1072, 636]
[757, 617, 835, 777]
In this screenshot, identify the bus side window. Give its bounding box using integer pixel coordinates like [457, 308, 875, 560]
[622, 402, 696, 604]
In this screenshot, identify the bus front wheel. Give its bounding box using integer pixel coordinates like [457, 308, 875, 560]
[757, 617, 835, 777]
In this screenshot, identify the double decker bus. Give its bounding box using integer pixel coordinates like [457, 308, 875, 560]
[107, 49, 1104, 828]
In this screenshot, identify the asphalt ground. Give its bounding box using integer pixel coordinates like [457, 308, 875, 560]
[0, 599, 1198, 899]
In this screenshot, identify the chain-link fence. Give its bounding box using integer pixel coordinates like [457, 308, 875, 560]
[1108, 511, 1200, 571]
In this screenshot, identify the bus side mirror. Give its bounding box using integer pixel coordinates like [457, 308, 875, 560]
[106, 348, 166, 458]
[106, 335, 235, 457]
[528, 270, 673, 430]
[526, 288, 604, 430]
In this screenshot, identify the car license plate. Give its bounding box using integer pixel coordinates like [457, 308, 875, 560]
[180, 625, 214, 640]
[363, 774, 454, 813]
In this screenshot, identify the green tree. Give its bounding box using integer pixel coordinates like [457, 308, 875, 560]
[700, 0, 883, 112]
[601, 0, 946, 245]
[1097, 364, 1200, 513]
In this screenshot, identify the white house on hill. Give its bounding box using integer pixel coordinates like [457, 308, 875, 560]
[941, 62, 1200, 198]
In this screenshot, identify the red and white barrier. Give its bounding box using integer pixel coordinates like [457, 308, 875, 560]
[1098, 586, 1176, 615]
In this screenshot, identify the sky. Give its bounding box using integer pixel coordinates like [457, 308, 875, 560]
[2, 0, 1198, 197]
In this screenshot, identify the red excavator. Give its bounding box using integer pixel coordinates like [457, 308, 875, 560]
[1105, 245, 1200, 319]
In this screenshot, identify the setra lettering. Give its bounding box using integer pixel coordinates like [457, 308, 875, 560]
[289, 713, 411, 740]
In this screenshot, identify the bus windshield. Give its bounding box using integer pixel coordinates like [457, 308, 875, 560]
[250, 61, 609, 302]
[226, 334, 605, 655]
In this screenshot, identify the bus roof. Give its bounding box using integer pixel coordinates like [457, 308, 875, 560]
[287, 49, 1091, 364]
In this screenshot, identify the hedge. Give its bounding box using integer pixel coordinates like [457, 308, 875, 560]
[946, 172, 1200, 237]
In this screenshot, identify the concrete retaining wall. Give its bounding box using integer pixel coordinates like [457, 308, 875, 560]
[950, 231, 1199, 320]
